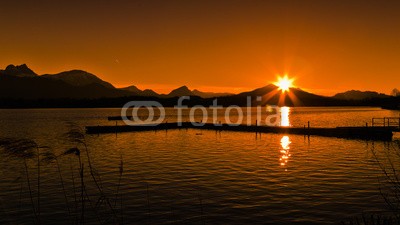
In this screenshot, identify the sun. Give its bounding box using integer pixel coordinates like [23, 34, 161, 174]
[275, 75, 294, 92]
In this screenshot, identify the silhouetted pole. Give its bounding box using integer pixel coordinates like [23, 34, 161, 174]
[397, 115, 400, 128]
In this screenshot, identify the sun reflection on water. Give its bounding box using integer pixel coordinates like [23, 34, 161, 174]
[280, 106, 290, 127]
[279, 136, 291, 169]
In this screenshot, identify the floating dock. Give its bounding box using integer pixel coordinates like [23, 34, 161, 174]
[86, 122, 397, 141]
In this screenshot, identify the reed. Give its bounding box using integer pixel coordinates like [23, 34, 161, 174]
[114, 154, 124, 224]
[344, 140, 400, 225]
[36, 146, 40, 225]
[65, 126, 121, 224]
[24, 158, 38, 223]
[198, 193, 205, 225]
[69, 158, 78, 221]
[0, 138, 39, 224]
[42, 151, 73, 222]
[373, 140, 400, 221]
[0, 128, 125, 225]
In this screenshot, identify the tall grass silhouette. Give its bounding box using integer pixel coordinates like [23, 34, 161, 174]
[0, 125, 125, 225]
[342, 141, 400, 225]
[374, 141, 400, 222]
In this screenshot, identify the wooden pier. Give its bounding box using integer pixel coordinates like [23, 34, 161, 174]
[86, 121, 398, 141]
[372, 117, 400, 128]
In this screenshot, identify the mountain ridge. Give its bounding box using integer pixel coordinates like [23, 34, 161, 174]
[1, 64, 398, 108]
[0, 64, 38, 78]
[42, 70, 115, 89]
[120, 84, 233, 98]
[333, 90, 390, 100]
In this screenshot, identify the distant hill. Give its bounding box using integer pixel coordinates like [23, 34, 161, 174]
[0, 64, 131, 99]
[333, 90, 390, 100]
[121, 85, 233, 98]
[192, 89, 233, 98]
[119, 85, 160, 97]
[166, 86, 194, 98]
[42, 70, 115, 89]
[216, 84, 346, 106]
[1, 63, 398, 108]
[0, 64, 230, 100]
[141, 89, 160, 97]
[0, 64, 38, 78]
[162, 86, 233, 98]
[119, 85, 142, 95]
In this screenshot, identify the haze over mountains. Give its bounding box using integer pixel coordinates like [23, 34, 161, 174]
[0, 64, 399, 108]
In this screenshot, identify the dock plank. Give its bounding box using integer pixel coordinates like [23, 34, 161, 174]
[86, 122, 394, 141]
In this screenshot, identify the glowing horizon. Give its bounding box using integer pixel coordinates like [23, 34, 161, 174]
[1, 1, 400, 95]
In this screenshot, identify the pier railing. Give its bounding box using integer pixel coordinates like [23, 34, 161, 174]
[372, 117, 400, 128]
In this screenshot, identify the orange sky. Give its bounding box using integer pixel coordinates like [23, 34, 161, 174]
[1, 0, 400, 96]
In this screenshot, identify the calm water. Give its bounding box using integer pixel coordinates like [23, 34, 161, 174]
[0, 107, 399, 224]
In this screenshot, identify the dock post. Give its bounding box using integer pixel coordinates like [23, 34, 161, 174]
[255, 120, 258, 136]
[307, 121, 310, 137]
[366, 122, 368, 127]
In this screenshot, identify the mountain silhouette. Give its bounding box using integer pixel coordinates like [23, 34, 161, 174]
[0, 75, 133, 99]
[120, 85, 160, 97]
[141, 89, 160, 97]
[213, 84, 342, 106]
[333, 90, 390, 100]
[120, 85, 142, 95]
[236, 84, 278, 97]
[192, 89, 233, 98]
[42, 70, 115, 89]
[161, 86, 232, 98]
[0, 64, 131, 99]
[166, 86, 194, 98]
[0, 64, 37, 77]
[1, 63, 398, 108]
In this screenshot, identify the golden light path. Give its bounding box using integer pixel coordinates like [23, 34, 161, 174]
[280, 106, 290, 127]
[280, 136, 291, 168]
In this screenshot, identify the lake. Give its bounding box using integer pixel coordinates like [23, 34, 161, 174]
[0, 107, 399, 224]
